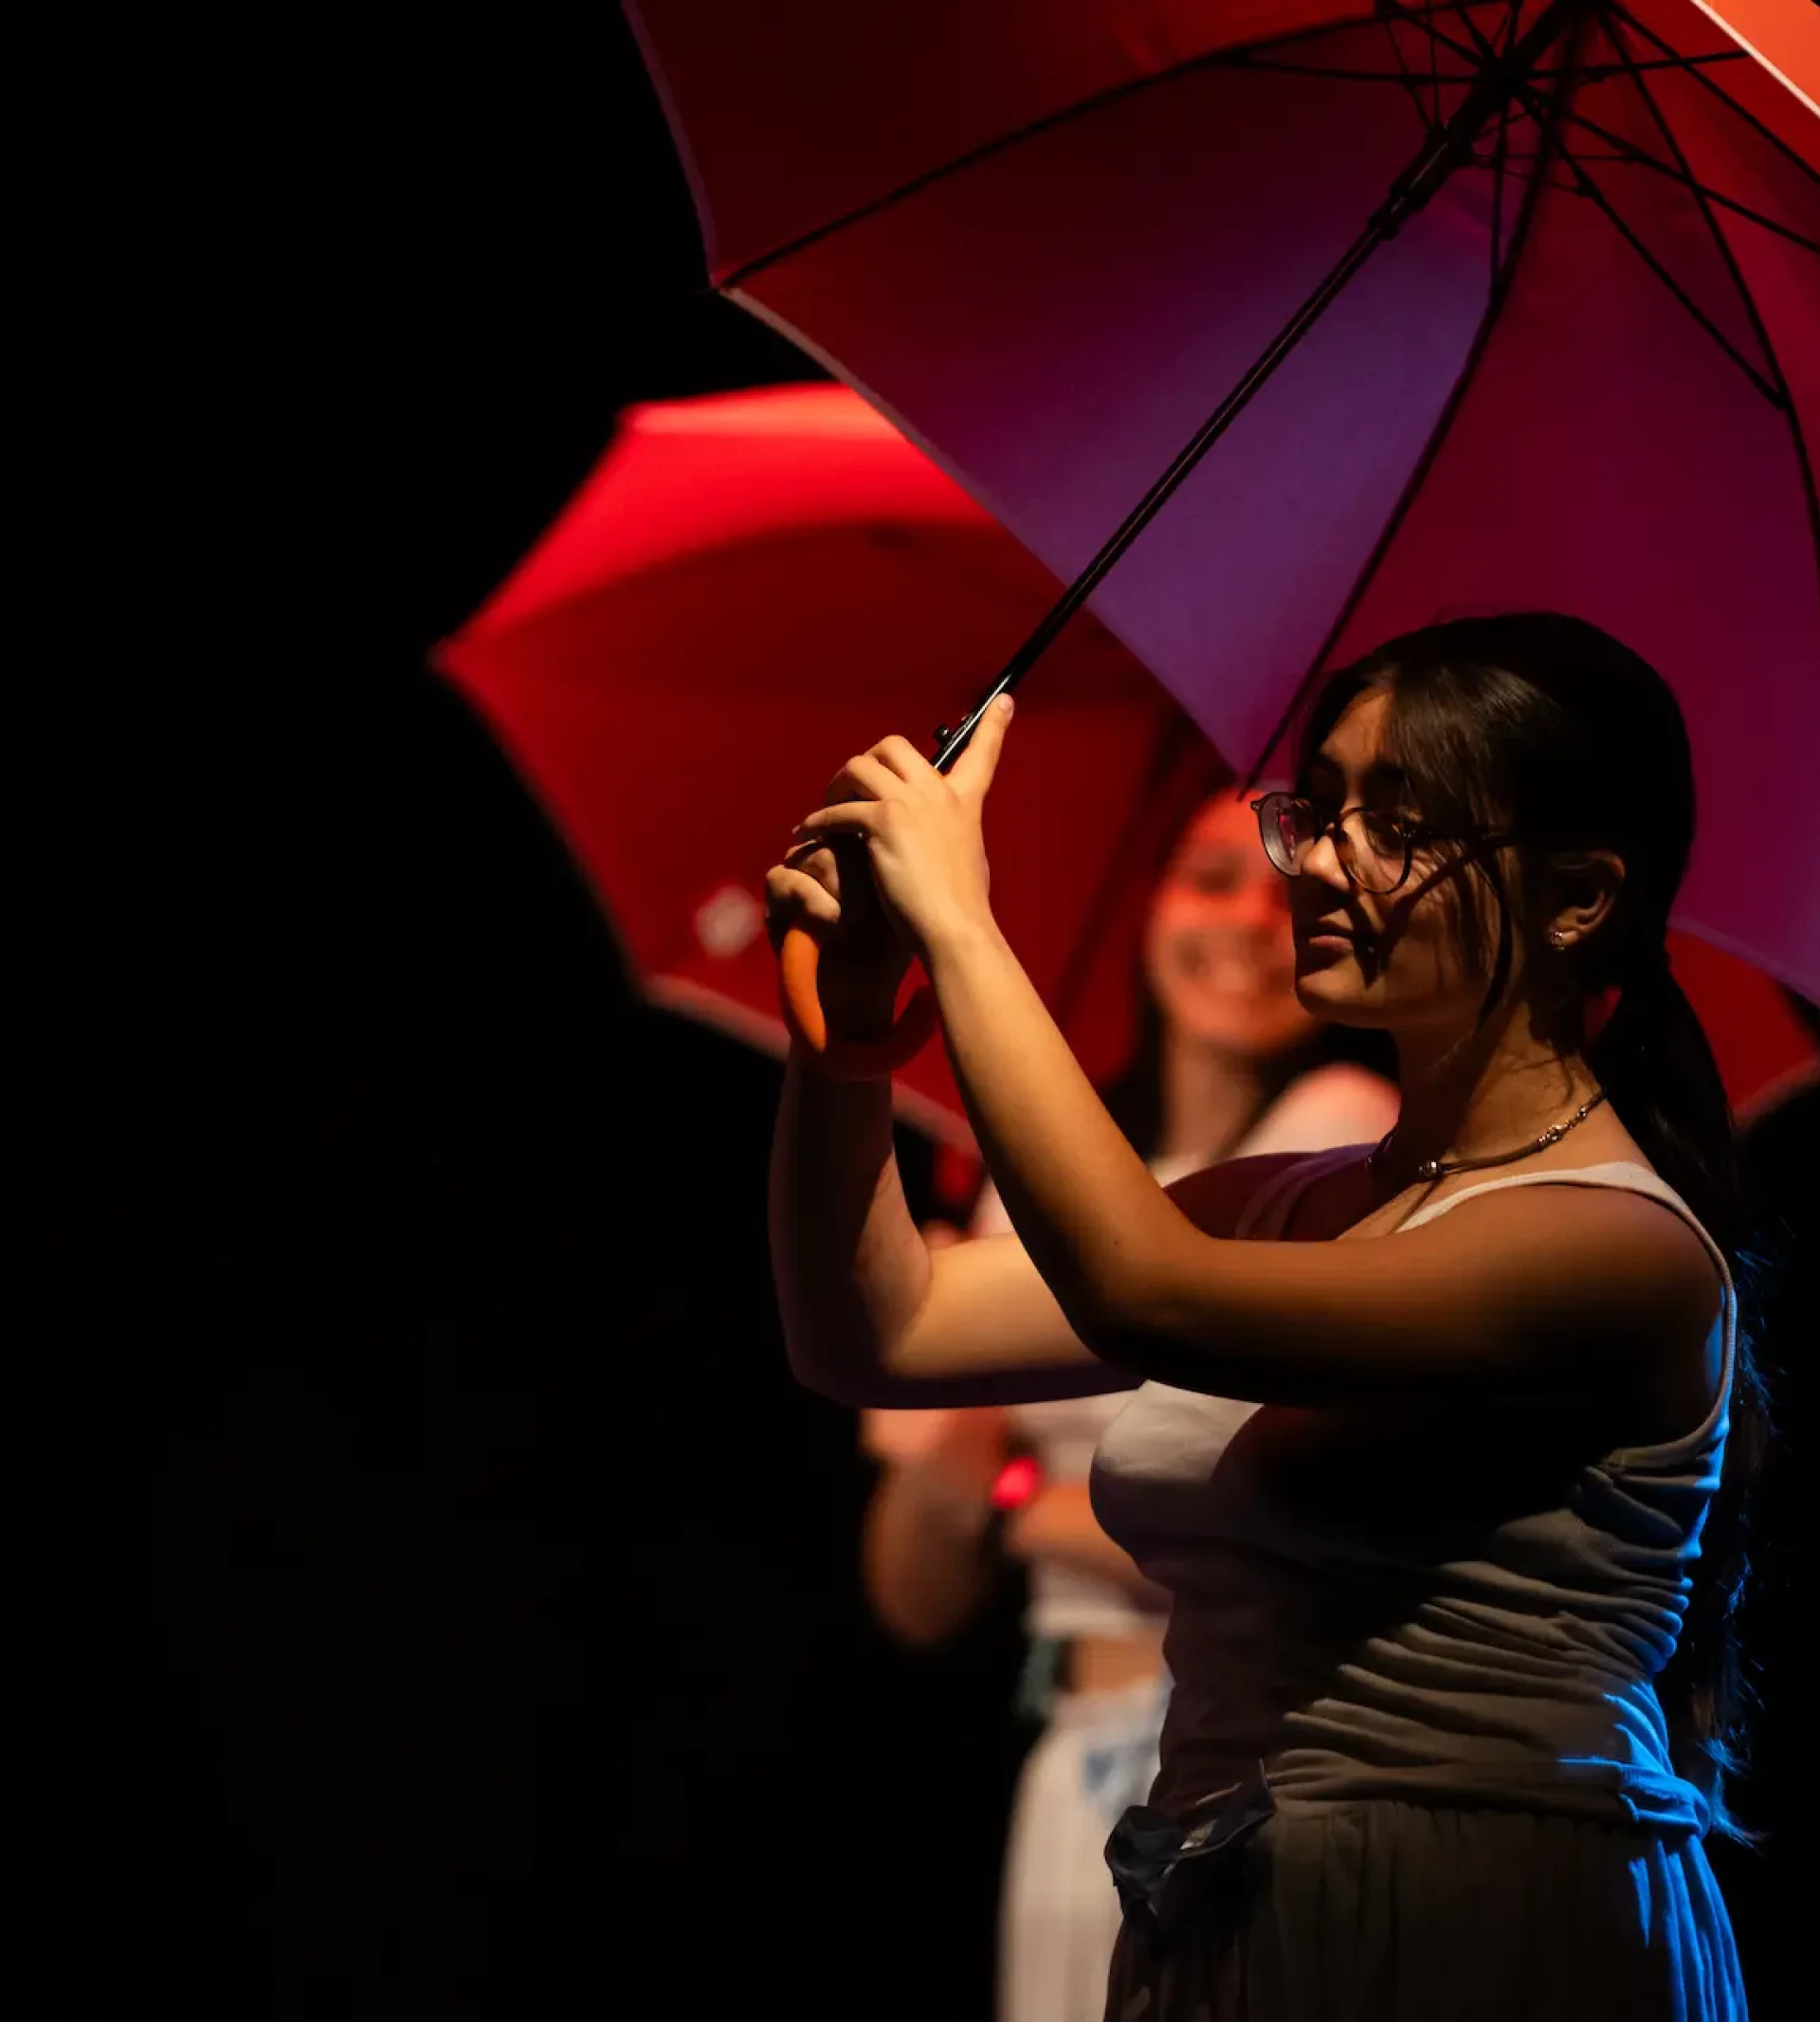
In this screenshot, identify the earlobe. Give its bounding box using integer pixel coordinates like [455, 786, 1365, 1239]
[1551, 849, 1626, 946]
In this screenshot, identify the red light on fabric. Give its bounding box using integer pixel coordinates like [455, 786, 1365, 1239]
[990, 1454, 1044, 1512]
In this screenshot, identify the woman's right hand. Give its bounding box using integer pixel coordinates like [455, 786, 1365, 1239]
[765, 830, 916, 1041]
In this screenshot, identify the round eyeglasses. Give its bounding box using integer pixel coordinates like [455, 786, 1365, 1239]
[1249, 792, 1513, 897]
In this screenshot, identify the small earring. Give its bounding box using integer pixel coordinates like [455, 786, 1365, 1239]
[1549, 928, 1569, 949]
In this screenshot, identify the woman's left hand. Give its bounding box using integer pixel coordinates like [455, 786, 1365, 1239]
[789, 695, 1014, 962]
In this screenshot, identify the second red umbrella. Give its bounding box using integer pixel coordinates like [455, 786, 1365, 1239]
[436, 384, 1222, 1145]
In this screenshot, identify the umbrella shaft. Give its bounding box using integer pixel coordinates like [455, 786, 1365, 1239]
[932, 0, 1589, 775]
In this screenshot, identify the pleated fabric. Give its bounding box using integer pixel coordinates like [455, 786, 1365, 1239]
[1104, 1796, 1746, 2022]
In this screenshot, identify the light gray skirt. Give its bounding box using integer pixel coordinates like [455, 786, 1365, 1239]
[1103, 1797, 1746, 2021]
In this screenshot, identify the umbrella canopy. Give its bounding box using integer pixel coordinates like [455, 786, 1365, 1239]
[627, 0, 1820, 998]
[439, 383, 1811, 1129]
[437, 385, 1224, 1143]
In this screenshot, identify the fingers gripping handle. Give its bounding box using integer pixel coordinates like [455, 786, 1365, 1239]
[777, 925, 939, 1079]
[776, 694, 1009, 1078]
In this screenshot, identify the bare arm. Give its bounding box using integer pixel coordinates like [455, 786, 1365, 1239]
[930, 921, 1721, 1410]
[769, 1055, 1126, 1405]
[859, 1408, 1008, 1647]
[764, 803, 1130, 1407]
[863, 1466, 999, 1647]
[860, 1415, 1164, 1647]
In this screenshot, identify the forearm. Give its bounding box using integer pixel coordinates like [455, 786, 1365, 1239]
[769, 1051, 932, 1400]
[911, 932, 1646, 1407]
[861, 1465, 998, 1647]
[926, 922, 1183, 1347]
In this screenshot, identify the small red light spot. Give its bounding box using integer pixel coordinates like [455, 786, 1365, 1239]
[990, 1455, 1044, 1512]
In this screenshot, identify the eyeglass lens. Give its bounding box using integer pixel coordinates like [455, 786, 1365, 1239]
[1261, 797, 1406, 894]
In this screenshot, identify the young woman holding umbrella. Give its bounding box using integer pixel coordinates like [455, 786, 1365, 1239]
[767, 612, 1757, 2019]
[858, 788, 1396, 2022]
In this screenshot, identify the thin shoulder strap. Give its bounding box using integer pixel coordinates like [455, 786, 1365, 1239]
[1396, 1160, 1733, 1295]
[1398, 1161, 1737, 1451]
[1232, 1143, 1364, 1241]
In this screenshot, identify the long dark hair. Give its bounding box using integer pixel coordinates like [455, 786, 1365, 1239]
[1300, 611, 1770, 1840]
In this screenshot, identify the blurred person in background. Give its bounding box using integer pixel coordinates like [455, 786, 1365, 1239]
[860, 792, 1397, 2022]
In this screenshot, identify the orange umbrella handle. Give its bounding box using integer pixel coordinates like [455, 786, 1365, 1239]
[777, 925, 939, 1079]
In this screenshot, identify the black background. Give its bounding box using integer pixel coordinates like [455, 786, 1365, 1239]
[18, 17, 1024, 2017]
[13, 12, 1797, 2017]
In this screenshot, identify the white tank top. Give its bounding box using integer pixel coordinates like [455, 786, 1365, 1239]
[984, 1065, 1398, 1643]
[1090, 1153, 1735, 1832]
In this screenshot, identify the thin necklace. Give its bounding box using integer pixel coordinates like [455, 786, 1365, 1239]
[1368, 1088, 1609, 1186]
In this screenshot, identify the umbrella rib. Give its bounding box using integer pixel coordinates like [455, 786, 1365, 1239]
[1486, 1, 1522, 283]
[1458, 7, 1793, 404]
[1454, 3, 1816, 260]
[1605, 13, 1820, 594]
[1485, 161, 1591, 192]
[1380, 7, 1720, 105]
[1242, 15, 1588, 790]
[1378, 0, 1483, 101]
[1607, 2, 1820, 191]
[1397, 6, 1745, 85]
[1210, 59, 1483, 82]
[718, 1, 1489, 290]
[1378, 10, 1446, 136]
[1532, 53, 1749, 79]
[1551, 134, 1784, 405]
[1547, 102, 1820, 252]
[1399, 3, 1520, 71]
[1236, 53, 1741, 87]
[1454, 3, 1538, 289]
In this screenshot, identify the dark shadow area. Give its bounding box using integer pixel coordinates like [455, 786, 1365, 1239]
[14, 18, 1028, 2017]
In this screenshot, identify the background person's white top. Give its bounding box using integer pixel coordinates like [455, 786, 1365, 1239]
[1091, 1151, 1735, 1832]
[969, 1064, 1399, 1645]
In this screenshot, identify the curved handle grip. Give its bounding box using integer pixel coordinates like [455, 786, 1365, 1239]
[778, 925, 939, 1079]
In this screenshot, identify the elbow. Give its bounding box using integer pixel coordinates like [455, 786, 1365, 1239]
[1068, 1277, 1192, 1387]
[872, 1594, 961, 1651]
[786, 1347, 869, 1410]
[1064, 1258, 1164, 1372]
[785, 1335, 898, 1410]
[1073, 1317, 1159, 1381]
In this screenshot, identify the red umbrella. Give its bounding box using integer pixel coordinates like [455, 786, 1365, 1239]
[437, 383, 1812, 1132]
[436, 385, 1223, 1145]
[627, 0, 1820, 1027]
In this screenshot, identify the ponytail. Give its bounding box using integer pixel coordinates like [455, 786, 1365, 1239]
[1590, 956, 1737, 1243]
[1590, 952, 1772, 1841]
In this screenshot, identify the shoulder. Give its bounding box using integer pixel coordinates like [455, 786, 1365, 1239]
[1268, 1172, 1724, 1416]
[1417, 1165, 1720, 1268]
[1238, 1064, 1398, 1159]
[1400, 1174, 1725, 1380]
